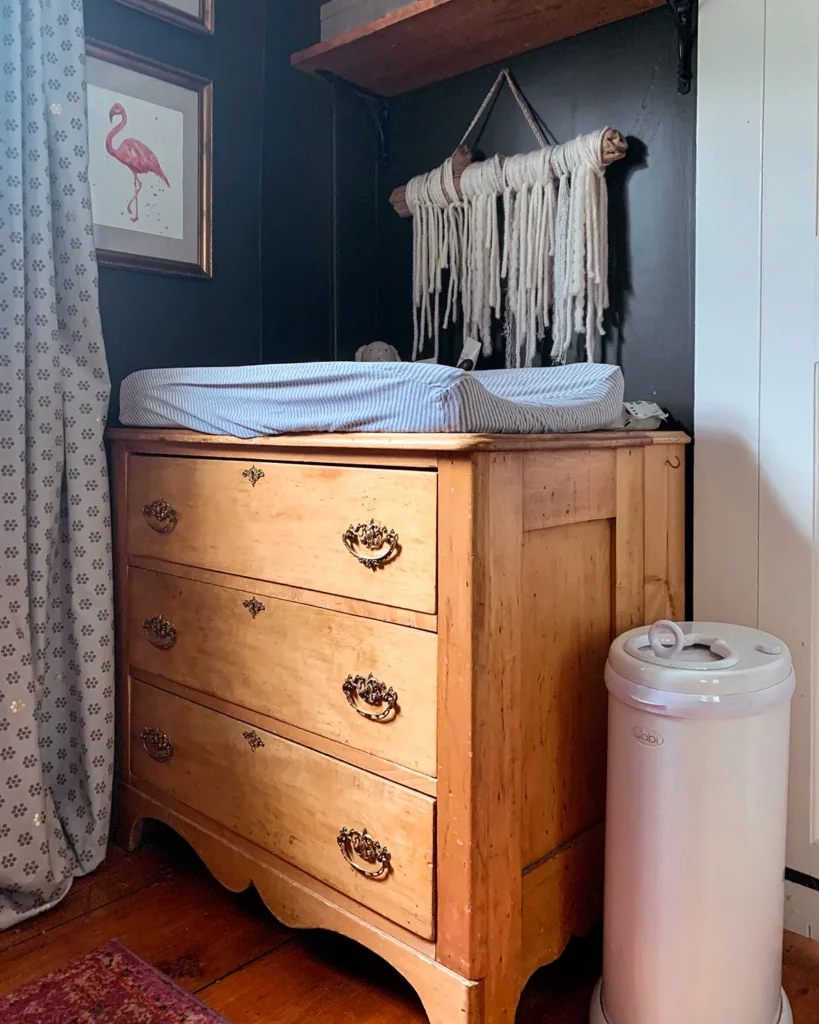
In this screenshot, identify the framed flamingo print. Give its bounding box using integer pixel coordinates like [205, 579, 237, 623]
[113, 0, 214, 35]
[86, 42, 213, 277]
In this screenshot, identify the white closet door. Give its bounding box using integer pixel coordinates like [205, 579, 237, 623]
[696, 0, 819, 933]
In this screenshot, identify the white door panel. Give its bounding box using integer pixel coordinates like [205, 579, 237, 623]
[695, 0, 819, 923]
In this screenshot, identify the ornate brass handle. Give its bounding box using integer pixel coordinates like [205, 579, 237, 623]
[342, 521, 399, 570]
[142, 616, 177, 651]
[141, 727, 173, 763]
[342, 674, 398, 722]
[337, 827, 391, 880]
[142, 499, 177, 534]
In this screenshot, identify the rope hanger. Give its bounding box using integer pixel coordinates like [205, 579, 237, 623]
[459, 67, 548, 149]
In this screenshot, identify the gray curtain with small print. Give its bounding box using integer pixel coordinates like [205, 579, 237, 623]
[0, 0, 114, 927]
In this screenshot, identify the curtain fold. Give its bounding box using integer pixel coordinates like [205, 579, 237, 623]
[0, 0, 114, 927]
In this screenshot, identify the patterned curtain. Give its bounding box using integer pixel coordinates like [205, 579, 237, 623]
[0, 0, 114, 927]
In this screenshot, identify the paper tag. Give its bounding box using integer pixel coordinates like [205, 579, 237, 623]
[457, 338, 481, 371]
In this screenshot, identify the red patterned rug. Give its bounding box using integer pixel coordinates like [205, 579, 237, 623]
[0, 940, 231, 1022]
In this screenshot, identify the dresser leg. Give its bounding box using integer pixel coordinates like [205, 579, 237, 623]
[421, 989, 520, 1024]
[112, 786, 148, 852]
[416, 970, 523, 1024]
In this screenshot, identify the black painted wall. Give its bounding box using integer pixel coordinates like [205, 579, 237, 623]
[260, 2, 382, 366]
[376, 7, 696, 432]
[84, 0, 268, 420]
[261, 0, 337, 364]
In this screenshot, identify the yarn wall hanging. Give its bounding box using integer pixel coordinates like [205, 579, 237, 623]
[390, 69, 628, 367]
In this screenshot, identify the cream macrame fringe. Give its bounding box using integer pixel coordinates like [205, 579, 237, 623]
[406, 128, 611, 367]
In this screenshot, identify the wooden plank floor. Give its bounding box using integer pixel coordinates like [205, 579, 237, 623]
[1, 825, 817, 1022]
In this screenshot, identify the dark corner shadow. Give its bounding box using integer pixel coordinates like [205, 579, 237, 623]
[602, 135, 649, 368]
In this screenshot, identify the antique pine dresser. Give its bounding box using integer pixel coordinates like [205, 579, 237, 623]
[109, 427, 688, 1024]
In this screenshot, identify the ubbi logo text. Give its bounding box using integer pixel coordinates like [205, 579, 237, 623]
[632, 725, 664, 747]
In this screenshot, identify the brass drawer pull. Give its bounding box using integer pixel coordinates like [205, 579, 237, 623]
[337, 827, 391, 880]
[342, 521, 399, 570]
[142, 499, 177, 534]
[141, 727, 173, 763]
[243, 598, 265, 619]
[142, 616, 177, 651]
[342, 674, 398, 722]
[242, 466, 265, 487]
[243, 729, 264, 751]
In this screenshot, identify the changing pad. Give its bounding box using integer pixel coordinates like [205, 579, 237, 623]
[119, 362, 624, 438]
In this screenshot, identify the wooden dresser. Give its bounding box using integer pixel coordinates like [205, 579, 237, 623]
[109, 428, 687, 1023]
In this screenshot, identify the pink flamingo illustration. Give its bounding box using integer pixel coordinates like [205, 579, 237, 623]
[105, 102, 170, 223]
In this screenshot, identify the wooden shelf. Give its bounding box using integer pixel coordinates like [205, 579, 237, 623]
[291, 0, 664, 97]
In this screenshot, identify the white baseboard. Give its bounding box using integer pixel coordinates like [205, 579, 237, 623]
[785, 880, 819, 938]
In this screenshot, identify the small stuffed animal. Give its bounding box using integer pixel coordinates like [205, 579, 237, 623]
[355, 342, 401, 363]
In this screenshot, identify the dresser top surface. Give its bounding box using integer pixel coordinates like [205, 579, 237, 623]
[107, 428, 690, 453]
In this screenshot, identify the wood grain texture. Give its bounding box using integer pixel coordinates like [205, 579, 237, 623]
[290, 0, 664, 96]
[119, 783, 435, 956]
[520, 826, 605, 984]
[643, 443, 686, 621]
[203, 938, 428, 1024]
[109, 428, 688, 453]
[129, 681, 436, 937]
[435, 456, 480, 975]
[128, 567, 438, 774]
[6, 835, 814, 1024]
[127, 455, 438, 613]
[435, 452, 524, 1019]
[121, 438, 441, 469]
[118, 785, 481, 1023]
[473, 453, 524, 1021]
[133, 670, 437, 797]
[128, 555, 438, 631]
[0, 843, 173, 955]
[109, 433, 689, 1024]
[523, 449, 616, 532]
[784, 931, 819, 1024]
[0, 871, 288, 998]
[646, 433, 692, 446]
[614, 446, 646, 635]
[520, 521, 612, 868]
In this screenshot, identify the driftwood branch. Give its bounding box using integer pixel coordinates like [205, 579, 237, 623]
[389, 145, 473, 218]
[389, 129, 628, 219]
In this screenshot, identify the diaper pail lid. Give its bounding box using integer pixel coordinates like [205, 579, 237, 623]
[607, 620, 792, 697]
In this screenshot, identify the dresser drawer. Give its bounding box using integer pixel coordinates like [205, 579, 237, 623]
[126, 456, 437, 613]
[130, 679, 435, 937]
[128, 567, 438, 775]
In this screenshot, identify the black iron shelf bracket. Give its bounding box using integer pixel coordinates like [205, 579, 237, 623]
[665, 0, 697, 95]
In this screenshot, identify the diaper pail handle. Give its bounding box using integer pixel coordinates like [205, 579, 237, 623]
[648, 620, 685, 660]
[625, 621, 741, 670]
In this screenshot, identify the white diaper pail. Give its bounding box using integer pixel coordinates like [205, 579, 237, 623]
[590, 620, 794, 1024]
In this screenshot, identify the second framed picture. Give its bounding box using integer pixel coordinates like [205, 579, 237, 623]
[114, 0, 214, 34]
[86, 41, 213, 278]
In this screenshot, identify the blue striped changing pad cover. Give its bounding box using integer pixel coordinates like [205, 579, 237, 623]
[119, 362, 624, 438]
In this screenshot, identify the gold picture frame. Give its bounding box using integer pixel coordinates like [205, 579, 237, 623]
[86, 41, 213, 278]
[113, 0, 214, 34]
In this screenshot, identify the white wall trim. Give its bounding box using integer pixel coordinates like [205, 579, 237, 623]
[785, 880, 819, 939]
